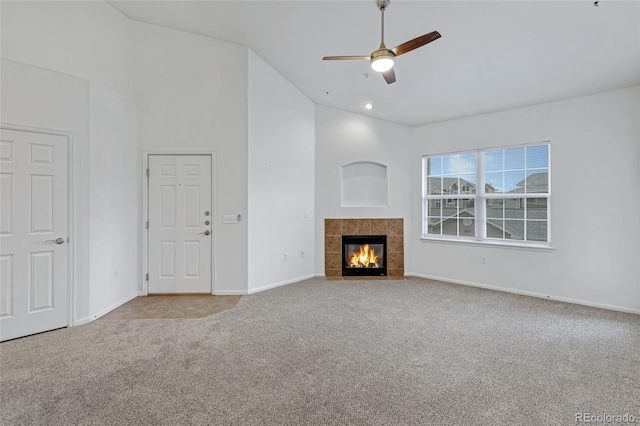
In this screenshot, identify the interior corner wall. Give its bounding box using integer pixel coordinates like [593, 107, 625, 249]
[409, 85, 640, 313]
[133, 21, 250, 294]
[88, 83, 139, 318]
[247, 51, 315, 293]
[1, 1, 140, 323]
[314, 106, 413, 275]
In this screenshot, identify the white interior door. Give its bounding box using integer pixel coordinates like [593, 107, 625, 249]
[148, 155, 212, 293]
[0, 129, 69, 342]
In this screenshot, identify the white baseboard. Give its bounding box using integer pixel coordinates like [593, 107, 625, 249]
[405, 273, 640, 315]
[247, 274, 316, 295]
[215, 274, 318, 296]
[73, 317, 93, 326]
[72, 292, 139, 326]
[214, 289, 249, 296]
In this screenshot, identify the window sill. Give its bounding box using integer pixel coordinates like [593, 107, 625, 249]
[420, 236, 555, 252]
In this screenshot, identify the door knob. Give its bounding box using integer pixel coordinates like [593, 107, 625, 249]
[45, 237, 65, 244]
[199, 230, 210, 236]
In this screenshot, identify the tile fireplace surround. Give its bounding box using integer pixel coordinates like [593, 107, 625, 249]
[324, 218, 404, 280]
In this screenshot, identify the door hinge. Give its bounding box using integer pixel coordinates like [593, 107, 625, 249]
[146, 221, 149, 229]
[146, 169, 149, 177]
[145, 273, 149, 281]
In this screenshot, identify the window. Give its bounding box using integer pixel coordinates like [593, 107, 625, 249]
[424, 152, 477, 238]
[422, 143, 550, 245]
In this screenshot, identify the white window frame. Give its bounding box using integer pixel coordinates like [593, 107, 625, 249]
[422, 142, 551, 248]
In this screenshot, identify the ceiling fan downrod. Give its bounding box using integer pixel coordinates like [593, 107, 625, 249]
[378, 0, 390, 46]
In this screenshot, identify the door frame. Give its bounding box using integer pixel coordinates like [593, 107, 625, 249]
[0, 123, 75, 328]
[142, 151, 216, 295]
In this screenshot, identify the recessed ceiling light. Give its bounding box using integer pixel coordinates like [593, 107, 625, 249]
[363, 102, 374, 110]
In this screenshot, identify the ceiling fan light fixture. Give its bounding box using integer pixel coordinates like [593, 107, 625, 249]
[370, 54, 394, 73]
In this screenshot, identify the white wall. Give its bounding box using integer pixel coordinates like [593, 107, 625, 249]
[89, 83, 139, 318]
[314, 106, 413, 274]
[134, 21, 250, 294]
[410, 86, 640, 313]
[1, 1, 134, 100]
[247, 51, 315, 293]
[1, 1, 139, 322]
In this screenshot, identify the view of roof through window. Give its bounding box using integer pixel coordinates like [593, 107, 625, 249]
[423, 144, 550, 243]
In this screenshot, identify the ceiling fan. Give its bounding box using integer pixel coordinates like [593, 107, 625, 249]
[323, 0, 441, 84]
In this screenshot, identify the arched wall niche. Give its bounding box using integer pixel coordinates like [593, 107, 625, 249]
[340, 161, 388, 207]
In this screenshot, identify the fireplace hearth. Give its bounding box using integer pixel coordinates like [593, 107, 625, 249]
[342, 235, 387, 277]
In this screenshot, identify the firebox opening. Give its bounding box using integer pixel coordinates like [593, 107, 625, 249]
[342, 235, 387, 276]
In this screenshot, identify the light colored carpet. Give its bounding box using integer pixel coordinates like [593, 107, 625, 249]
[1, 277, 638, 425]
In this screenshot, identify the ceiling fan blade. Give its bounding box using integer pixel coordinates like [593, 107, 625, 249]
[323, 55, 371, 61]
[382, 68, 396, 84]
[392, 31, 441, 56]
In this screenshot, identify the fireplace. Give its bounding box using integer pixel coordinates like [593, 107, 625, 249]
[342, 235, 387, 277]
[324, 218, 403, 280]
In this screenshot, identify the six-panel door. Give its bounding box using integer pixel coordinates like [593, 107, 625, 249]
[0, 129, 68, 341]
[148, 155, 212, 293]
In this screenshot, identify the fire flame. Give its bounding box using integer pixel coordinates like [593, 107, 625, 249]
[348, 244, 380, 268]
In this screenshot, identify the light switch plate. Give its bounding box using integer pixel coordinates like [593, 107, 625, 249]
[222, 215, 238, 224]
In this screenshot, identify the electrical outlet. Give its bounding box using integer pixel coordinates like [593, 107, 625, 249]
[284, 252, 288, 261]
[300, 250, 304, 258]
[481, 255, 487, 264]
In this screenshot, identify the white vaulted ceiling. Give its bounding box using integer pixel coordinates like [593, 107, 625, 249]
[109, 0, 640, 126]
